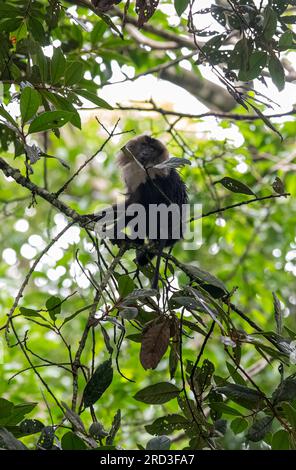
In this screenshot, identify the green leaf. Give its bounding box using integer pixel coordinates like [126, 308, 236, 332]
[169, 295, 198, 309]
[6, 420, 44, 439]
[281, 402, 296, 429]
[0, 5, 19, 16]
[0, 105, 18, 128]
[40, 90, 81, 129]
[124, 289, 158, 301]
[281, 15, 296, 24]
[145, 414, 189, 435]
[50, 47, 66, 84]
[178, 394, 202, 422]
[28, 17, 45, 43]
[182, 264, 227, 293]
[5, 402, 37, 426]
[19, 307, 42, 318]
[246, 415, 273, 442]
[271, 430, 290, 450]
[19, 419, 44, 435]
[91, 21, 107, 43]
[226, 362, 246, 386]
[0, 18, 22, 33]
[101, 325, 114, 354]
[238, 51, 267, 81]
[14, 22, 29, 42]
[36, 47, 48, 82]
[202, 33, 227, 56]
[45, 296, 61, 321]
[272, 374, 296, 403]
[209, 402, 243, 416]
[216, 384, 263, 410]
[231, 417, 248, 434]
[216, 176, 255, 196]
[118, 275, 135, 298]
[228, 37, 249, 70]
[210, 5, 226, 26]
[125, 333, 142, 343]
[0, 401, 37, 427]
[10, 63, 22, 81]
[119, 307, 138, 320]
[20, 87, 40, 124]
[269, 55, 285, 91]
[146, 435, 170, 450]
[64, 61, 84, 86]
[28, 111, 74, 134]
[278, 30, 294, 50]
[134, 382, 180, 404]
[190, 359, 215, 395]
[75, 89, 113, 109]
[174, 0, 190, 17]
[263, 6, 277, 40]
[82, 359, 113, 407]
[272, 0, 290, 15]
[97, 11, 123, 38]
[0, 398, 14, 424]
[61, 431, 87, 450]
[248, 102, 283, 141]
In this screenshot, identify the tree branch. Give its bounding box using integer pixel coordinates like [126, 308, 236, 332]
[112, 6, 196, 49]
[159, 69, 236, 112]
[114, 104, 296, 121]
[0, 157, 84, 224]
[125, 24, 180, 50]
[196, 192, 291, 221]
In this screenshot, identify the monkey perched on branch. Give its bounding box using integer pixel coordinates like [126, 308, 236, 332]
[114, 134, 188, 288]
[85, 134, 188, 288]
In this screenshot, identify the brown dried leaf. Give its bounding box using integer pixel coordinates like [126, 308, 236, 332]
[136, 0, 159, 27]
[140, 318, 170, 370]
[272, 176, 286, 196]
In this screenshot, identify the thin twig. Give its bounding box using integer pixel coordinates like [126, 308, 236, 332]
[54, 119, 122, 197]
[192, 192, 291, 222]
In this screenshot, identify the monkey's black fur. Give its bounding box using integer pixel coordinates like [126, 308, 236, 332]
[114, 135, 188, 287]
[77, 135, 188, 288]
[124, 169, 188, 266]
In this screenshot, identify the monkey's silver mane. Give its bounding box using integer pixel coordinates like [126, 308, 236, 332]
[117, 134, 170, 193]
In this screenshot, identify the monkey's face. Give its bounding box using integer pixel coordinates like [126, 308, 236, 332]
[122, 135, 169, 168]
[117, 135, 170, 192]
